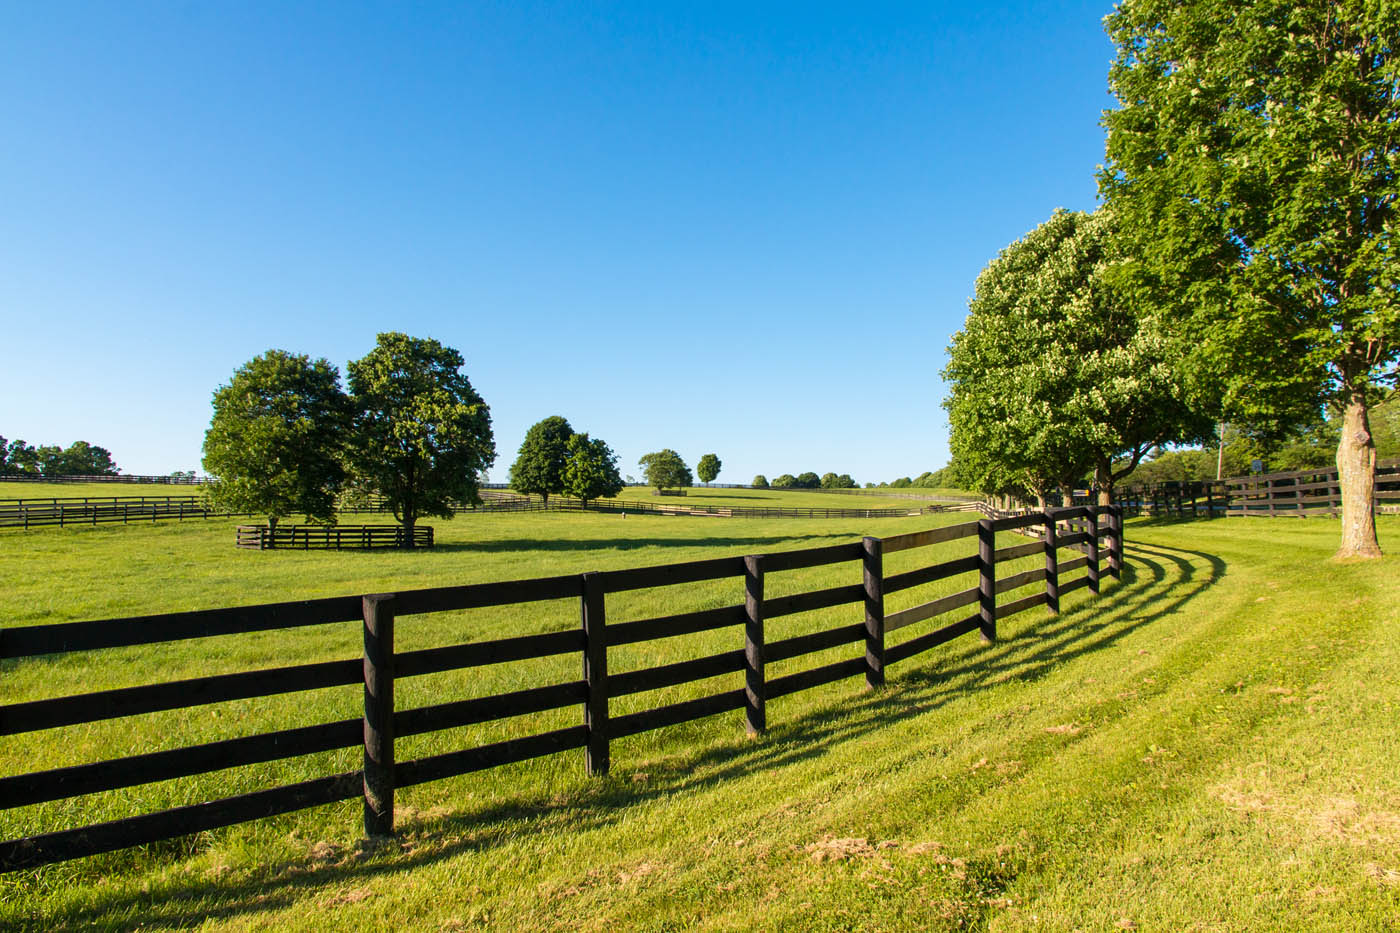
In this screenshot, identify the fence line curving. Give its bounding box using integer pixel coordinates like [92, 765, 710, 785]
[0, 507, 1122, 872]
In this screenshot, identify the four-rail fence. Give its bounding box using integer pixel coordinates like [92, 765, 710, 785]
[0, 492, 952, 530]
[0, 506, 1122, 872]
[235, 524, 435, 550]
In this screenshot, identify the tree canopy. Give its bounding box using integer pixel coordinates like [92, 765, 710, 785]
[696, 453, 722, 484]
[346, 333, 495, 543]
[943, 208, 1210, 505]
[0, 437, 118, 476]
[202, 350, 351, 528]
[509, 416, 574, 504]
[751, 474, 769, 488]
[562, 433, 624, 505]
[639, 449, 692, 491]
[1102, 0, 1399, 556]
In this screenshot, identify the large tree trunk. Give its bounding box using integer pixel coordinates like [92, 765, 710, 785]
[1335, 394, 1382, 560]
[1095, 459, 1114, 507]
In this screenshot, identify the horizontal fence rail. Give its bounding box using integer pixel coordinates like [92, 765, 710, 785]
[0, 473, 209, 485]
[0, 508, 1123, 872]
[1117, 458, 1400, 520]
[234, 525, 435, 550]
[1, 492, 963, 531]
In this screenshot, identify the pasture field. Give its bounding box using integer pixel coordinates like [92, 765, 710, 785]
[0, 481, 964, 511]
[0, 481, 208, 500]
[0, 513, 1397, 931]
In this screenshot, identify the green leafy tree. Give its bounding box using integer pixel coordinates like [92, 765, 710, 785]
[52, 441, 118, 475]
[1374, 396, 1400, 460]
[562, 433, 624, 506]
[1102, 0, 1400, 557]
[943, 208, 1211, 506]
[202, 350, 352, 530]
[771, 474, 797, 488]
[638, 449, 692, 491]
[35, 445, 64, 475]
[696, 453, 722, 484]
[751, 474, 769, 488]
[795, 471, 821, 489]
[509, 416, 574, 504]
[3, 439, 39, 474]
[346, 333, 495, 546]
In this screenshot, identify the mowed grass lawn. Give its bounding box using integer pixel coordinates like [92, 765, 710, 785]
[0, 482, 961, 509]
[0, 511, 1397, 931]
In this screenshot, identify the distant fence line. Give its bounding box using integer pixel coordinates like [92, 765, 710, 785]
[1118, 458, 1400, 519]
[1, 490, 980, 530]
[471, 492, 974, 520]
[0, 496, 247, 529]
[0, 473, 208, 485]
[0, 507, 1122, 872]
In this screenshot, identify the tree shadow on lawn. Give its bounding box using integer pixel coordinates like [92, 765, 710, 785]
[27, 542, 1225, 932]
[432, 532, 849, 553]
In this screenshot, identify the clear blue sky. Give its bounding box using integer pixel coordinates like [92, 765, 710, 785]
[1, 1, 1114, 484]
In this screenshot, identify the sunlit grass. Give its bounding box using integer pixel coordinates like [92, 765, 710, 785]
[1, 514, 1396, 930]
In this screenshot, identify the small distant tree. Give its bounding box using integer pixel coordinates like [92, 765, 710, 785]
[35, 445, 63, 475]
[638, 449, 692, 491]
[3, 439, 39, 474]
[795, 471, 820, 489]
[696, 453, 722, 484]
[55, 441, 118, 475]
[819, 472, 855, 489]
[203, 350, 352, 531]
[751, 474, 769, 488]
[562, 433, 624, 507]
[509, 416, 575, 505]
[347, 333, 495, 546]
[771, 474, 797, 488]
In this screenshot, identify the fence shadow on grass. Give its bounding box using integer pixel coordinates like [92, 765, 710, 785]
[25, 542, 1225, 932]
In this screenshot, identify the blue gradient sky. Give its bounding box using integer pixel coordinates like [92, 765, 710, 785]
[1, 2, 1114, 483]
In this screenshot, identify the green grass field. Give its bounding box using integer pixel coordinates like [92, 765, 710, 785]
[1, 512, 1397, 931]
[0, 481, 966, 510]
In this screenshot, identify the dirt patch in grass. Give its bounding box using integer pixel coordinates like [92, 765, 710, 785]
[1215, 767, 1400, 849]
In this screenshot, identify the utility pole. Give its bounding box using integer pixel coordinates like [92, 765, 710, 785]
[1216, 421, 1226, 480]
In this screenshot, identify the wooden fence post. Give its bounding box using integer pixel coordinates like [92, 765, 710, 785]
[581, 572, 610, 776]
[1086, 508, 1100, 596]
[1044, 511, 1059, 615]
[978, 519, 996, 643]
[362, 593, 396, 838]
[862, 537, 885, 689]
[1111, 505, 1124, 579]
[743, 556, 766, 734]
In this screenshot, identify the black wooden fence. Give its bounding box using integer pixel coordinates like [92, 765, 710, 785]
[1224, 459, 1400, 517]
[472, 493, 951, 519]
[2, 492, 955, 531]
[0, 507, 1122, 872]
[1118, 459, 1400, 519]
[235, 525, 435, 550]
[1117, 481, 1229, 519]
[0, 473, 208, 485]
[0, 495, 231, 529]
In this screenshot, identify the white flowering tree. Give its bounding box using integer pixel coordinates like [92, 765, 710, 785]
[943, 208, 1211, 505]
